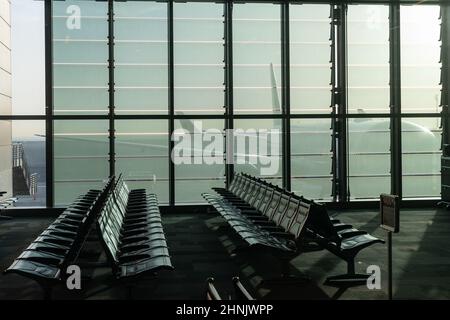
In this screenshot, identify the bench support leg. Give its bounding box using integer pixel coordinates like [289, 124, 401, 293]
[324, 259, 370, 287]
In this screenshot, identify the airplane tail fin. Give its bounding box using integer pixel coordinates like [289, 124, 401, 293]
[270, 63, 282, 129]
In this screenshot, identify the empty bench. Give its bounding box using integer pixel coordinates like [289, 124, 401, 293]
[204, 173, 384, 287]
[96, 176, 173, 281]
[4, 179, 113, 299]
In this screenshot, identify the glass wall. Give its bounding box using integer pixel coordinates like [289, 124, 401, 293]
[53, 0, 109, 115]
[54, 120, 109, 206]
[114, 1, 167, 115]
[234, 119, 282, 186]
[347, 5, 391, 199]
[116, 120, 169, 203]
[174, 2, 224, 115]
[290, 119, 332, 200]
[401, 6, 441, 114]
[43, 1, 447, 206]
[233, 3, 282, 114]
[290, 4, 331, 114]
[402, 117, 441, 198]
[174, 119, 225, 203]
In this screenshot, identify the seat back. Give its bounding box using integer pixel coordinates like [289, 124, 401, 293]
[262, 189, 282, 220]
[229, 175, 243, 194]
[97, 196, 122, 268]
[278, 196, 301, 232]
[255, 187, 274, 213]
[287, 200, 311, 239]
[271, 193, 291, 226]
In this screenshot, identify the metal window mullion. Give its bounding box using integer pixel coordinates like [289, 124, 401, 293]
[45, 0, 54, 207]
[281, 1, 291, 191]
[389, 3, 402, 198]
[441, 5, 450, 147]
[108, 0, 115, 178]
[225, 0, 234, 189]
[168, 0, 175, 206]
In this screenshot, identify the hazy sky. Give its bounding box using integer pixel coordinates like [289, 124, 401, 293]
[11, 0, 45, 137]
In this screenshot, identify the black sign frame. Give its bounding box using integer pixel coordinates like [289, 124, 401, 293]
[380, 194, 400, 233]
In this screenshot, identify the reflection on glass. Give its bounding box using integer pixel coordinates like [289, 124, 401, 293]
[402, 118, 441, 198]
[348, 118, 390, 199]
[348, 5, 389, 114]
[401, 5, 441, 113]
[174, 119, 225, 204]
[115, 120, 169, 203]
[174, 2, 224, 115]
[291, 119, 332, 200]
[54, 120, 109, 206]
[290, 4, 331, 114]
[233, 3, 281, 114]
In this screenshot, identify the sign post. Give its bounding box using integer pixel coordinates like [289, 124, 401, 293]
[380, 194, 400, 300]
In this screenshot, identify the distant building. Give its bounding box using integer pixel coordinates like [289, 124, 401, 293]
[0, 0, 12, 199]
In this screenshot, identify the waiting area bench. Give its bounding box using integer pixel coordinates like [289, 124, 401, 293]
[4, 176, 174, 299]
[97, 176, 173, 280]
[4, 179, 113, 299]
[203, 173, 384, 287]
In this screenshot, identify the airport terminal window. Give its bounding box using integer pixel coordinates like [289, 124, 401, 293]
[402, 117, 442, 198]
[52, 0, 109, 115]
[348, 118, 391, 199]
[174, 119, 225, 204]
[234, 119, 282, 186]
[115, 120, 169, 204]
[290, 119, 332, 200]
[347, 5, 390, 114]
[174, 2, 224, 115]
[114, 1, 168, 115]
[54, 120, 109, 206]
[401, 5, 442, 114]
[289, 4, 331, 114]
[233, 3, 282, 115]
[0, 120, 46, 208]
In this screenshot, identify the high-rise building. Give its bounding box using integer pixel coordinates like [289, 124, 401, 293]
[0, 0, 12, 199]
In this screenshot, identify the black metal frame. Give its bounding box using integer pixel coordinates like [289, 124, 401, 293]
[1, 0, 446, 209]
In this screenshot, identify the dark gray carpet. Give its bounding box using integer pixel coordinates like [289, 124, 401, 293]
[0, 208, 449, 300]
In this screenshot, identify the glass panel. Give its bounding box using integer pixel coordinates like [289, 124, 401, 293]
[401, 5, 441, 113]
[0, 0, 10, 116]
[52, 0, 108, 115]
[114, 1, 168, 115]
[174, 119, 225, 204]
[347, 5, 390, 114]
[233, 3, 281, 115]
[234, 119, 282, 186]
[290, 4, 332, 114]
[54, 120, 109, 206]
[348, 117, 391, 199]
[291, 119, 332, 200]
[0, 120, 46, 208]
[402, 117, 441, 198]
[115, 120, 169, 204]
[174, 2, 224, 115]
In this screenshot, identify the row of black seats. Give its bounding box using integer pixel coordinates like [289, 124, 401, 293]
[206, 277, 254, 300]
[97, 176, 174, 279]
[203, 173, 384, 287]
[4, 179, 113, 298]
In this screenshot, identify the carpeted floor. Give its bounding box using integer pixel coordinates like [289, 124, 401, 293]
[0, 208, 449, 300]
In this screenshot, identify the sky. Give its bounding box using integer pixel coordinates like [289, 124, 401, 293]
[11, 0, 45, 137]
